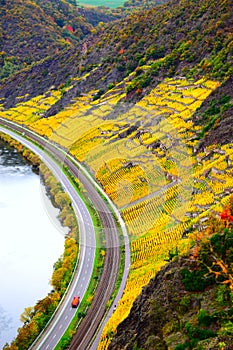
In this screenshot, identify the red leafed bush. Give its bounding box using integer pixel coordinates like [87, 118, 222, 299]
[220, 209, 231, 220]
[220, 201, 233, 224]
[67, 25, 74, 33]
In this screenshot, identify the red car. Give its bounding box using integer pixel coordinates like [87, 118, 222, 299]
[71, 296, 80, 308]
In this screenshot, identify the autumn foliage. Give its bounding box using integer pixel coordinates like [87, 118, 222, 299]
[188, 198, 233, 293]
[220, 209, 233, 223]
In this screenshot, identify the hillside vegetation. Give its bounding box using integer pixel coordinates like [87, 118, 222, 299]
[109, 201, 233, 349]
[0, 0, 118, 80]
[0, 0, 232, 108]
[85, 0, 232, 87]
[0, 0, 233, 348]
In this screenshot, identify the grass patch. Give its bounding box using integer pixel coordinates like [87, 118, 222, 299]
[78, 0, 124, 8]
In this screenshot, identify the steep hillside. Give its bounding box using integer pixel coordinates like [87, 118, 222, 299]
[0, 0, 117, 80]
[109, 207, 233, 349]
[108, 204, 233, 350]
[193, 76, 233, 150]
[0, 0, 232, 109]
[83, 0, 232, 91]
[1, 0, 233, 349]
[32, 0, 119, 28]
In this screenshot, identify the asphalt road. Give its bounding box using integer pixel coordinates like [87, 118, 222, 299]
[0, 125, 96, 349]
[0, 118, 131, 349]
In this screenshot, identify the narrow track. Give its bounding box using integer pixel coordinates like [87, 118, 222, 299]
[0, 119, 121, 349]
[68, 197, 120, 349]
[45, 151, 120, 349]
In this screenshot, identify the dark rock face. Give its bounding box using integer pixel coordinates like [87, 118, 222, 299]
[193, 76, 233, 151]
[109, 259, 186, 350]
[109, 254, 233, 350]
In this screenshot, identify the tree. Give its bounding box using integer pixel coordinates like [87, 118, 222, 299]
[51, 267, 68, 291]
[16, 320, 38, 349]
[192, 202, 233, 292]
[20, 307, 34, 324]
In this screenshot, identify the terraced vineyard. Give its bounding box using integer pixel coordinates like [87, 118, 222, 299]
[1, 73, 233, 347]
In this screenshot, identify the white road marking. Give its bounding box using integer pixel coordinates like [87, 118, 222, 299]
[0, 123, 120, 350]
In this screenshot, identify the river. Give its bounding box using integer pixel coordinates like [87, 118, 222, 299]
[0, 139, 67, 348]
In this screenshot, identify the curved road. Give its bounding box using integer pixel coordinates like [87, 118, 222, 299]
[0, 118, 130, 349]
[0, 125, 96, 349]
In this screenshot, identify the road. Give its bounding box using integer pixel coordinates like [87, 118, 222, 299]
[0, 118, 130, 349]
[0, 125, 96, 349]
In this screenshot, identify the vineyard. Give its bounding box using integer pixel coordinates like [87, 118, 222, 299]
[1, 74, 233, 348]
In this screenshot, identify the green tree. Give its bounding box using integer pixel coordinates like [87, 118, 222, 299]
[20, 307, 34, 324]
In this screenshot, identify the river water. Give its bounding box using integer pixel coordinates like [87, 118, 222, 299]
[0, 139, 67, 348]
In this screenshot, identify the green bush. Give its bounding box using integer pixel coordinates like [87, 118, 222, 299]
[220, 321, 233, 336]
[185, 322, 216, 341]
[198, 309, 214, 327]
[93, 89, 104, 100]
[216, 285, 230, 305]
[180, 268, 214, 291]
[175, 343, 190, 350]
[179, 295, 191, 313]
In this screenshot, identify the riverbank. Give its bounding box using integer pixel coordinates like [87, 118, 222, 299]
[0, 140, 65, 348]
[0, 132, 79, 349]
